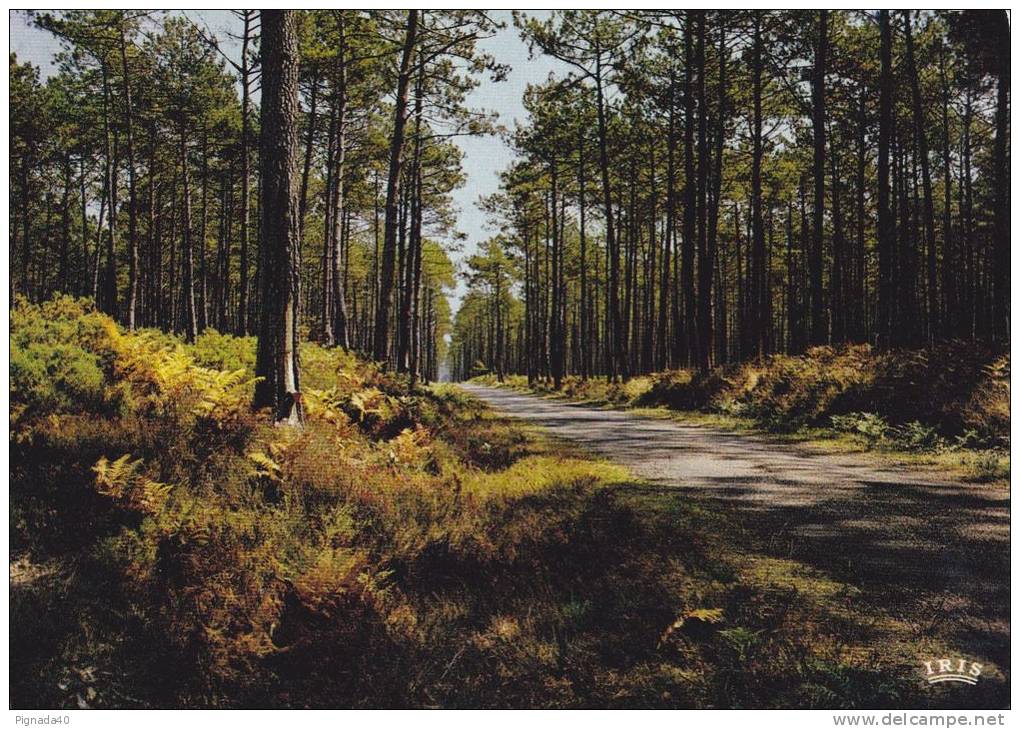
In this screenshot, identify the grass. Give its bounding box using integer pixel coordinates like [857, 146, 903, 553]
[625, 406, 1010, 486]
[9, 298, 1007, 708]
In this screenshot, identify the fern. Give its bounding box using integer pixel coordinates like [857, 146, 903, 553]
[93, 454, 172, 514]
[248, 451, 283, 481]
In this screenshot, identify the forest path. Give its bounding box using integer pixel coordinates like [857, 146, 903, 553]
[458, 383, 1010, 679]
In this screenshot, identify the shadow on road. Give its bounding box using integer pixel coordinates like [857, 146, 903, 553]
[459, 384, 1010, 688]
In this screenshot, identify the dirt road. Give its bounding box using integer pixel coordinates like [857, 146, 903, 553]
[459, 383, 1010, 684]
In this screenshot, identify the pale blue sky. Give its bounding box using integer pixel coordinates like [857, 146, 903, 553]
[9, 9, 559, 311]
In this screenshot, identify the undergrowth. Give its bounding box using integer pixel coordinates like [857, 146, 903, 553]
[11, 298, 999, 708]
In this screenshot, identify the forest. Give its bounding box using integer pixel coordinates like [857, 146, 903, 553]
[451, 10, 1010, 385]
[8, 8, 1011, 712]
[10, 11, 1011, 388]
[10, 9, 503, 390]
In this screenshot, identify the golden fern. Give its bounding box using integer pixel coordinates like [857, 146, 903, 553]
[193, 367, 258, 418]
[248, 451, 282, 481]
[93, 454, 172, 514]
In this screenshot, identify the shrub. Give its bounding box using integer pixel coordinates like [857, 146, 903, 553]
[968, 451, 1008, 482]
[186, 329, 256, 373]
[889, 421, 945, 452]
[830, 412, 890, 446]
[630, 344, 1007, 447]
[10, 296, 124, 423]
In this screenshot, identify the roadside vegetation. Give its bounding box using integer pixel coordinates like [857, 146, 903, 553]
[14, 298, 1005, 708]
[472, 343, 1009, 485]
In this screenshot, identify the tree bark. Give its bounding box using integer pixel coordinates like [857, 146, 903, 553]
[237, 10, 254, 335]
[991, 10, 1010, 343]
[903, 10, 939, 343]
[373, 9, 419, 365]
[119, 19, 138, 329]
[809, 10, 827, 345]
[750, 12, 766, 358]
[180, 127, 198, 342]
[253, 10, 304, 425]
[682, 12, 698, 368]
[877, 9, 894, 349]
[329, 13, 351, 349]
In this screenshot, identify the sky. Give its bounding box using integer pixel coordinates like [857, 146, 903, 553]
[8, 9, 561, 313]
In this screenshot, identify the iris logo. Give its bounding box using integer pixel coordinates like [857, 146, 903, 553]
[923, 658, 983, 685]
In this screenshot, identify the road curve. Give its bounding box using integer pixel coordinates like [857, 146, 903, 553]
[458, 383, 1010, 678]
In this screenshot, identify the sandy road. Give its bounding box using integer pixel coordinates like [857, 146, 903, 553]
[459, 383, 1010, 681]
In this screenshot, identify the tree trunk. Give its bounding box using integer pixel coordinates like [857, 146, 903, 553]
[299, 67, 320, 234]
[550, 159, 564, 389]
[938, 40, 958, 338]
[594, 37, 623, 382]
[373, 9, 419, 366]
[399, 58, 424, 374]
[119, 20, 138, 329]
[877, 9, 894, 349]
[657, 63, 676, 371]
[695, 11, 712, 372]
[643, 138, 657, 373]
[329, 13, 351, 349]
[253, 10, 304, 425]
[321, 79, 337, 345]
[577, 124, 589, 379]
[854, 88, 867, 342]
[180, 127, 198, 341]
[101, 63, 119, 318]
[408, 158, 424, 385]
[903, 10, 939, 343]
[217, 161, 233, 330]
[237, 10, 254, 335]
[750, 12, 766, 358]
[809, 10, 827, 345]
[961, 87, 975, 340]
[707, 17, 727, 360]
[829, 136, 846, 343]
[682, 12, 698, 368]
[199, 125, 210, 332]
[59, 156, 72, 293]
[79, 156, 89, 297]
[168, 167, 177, 330]
[991, 10, 1009, 343]
[786, 202, 797, 351]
